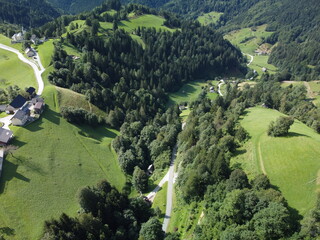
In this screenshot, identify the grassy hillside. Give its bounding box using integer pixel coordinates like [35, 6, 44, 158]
[0, 85, 125, 239]
[232, 107, 320, 215]
[0, 48, 37, 90]
[197, 11, 223, 26]
[225, 25, 277, 76]
[56, 86, 108, 118]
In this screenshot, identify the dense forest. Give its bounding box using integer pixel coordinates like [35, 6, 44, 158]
[0, 0, 61, 27]
[47, 0, 106, 14]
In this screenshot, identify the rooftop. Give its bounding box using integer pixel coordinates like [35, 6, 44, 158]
[0, 128, 13, 144]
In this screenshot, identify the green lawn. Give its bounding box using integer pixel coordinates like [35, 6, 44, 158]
[36, 39, 54, 68]
[232, 107, 320, 215]
[152, 182, 167, 222]
[167, 80, 218, 107]
[197, 11, 223, 26]
[0, 48, 37, 90]
[0, 86, 126, 240]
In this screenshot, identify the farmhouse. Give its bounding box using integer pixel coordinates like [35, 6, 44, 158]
[11, 32, 24, 43]
[0, 127, 13, 146]
[6, 95, 27, 114]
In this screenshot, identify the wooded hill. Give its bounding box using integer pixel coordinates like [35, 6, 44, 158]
[0, 0, 61, 27]
[125, 0, 320, 80]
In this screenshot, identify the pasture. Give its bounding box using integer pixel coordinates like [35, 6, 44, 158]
[0, 86, 125, 239]
[0, 48, 37, 90]
[232, 107, 320, 215]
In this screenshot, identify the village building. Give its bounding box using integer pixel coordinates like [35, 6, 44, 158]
[0, 127, 13, 146]
[6, 95, 27, 114]
[11, 108, 30, 126]
[11, 32, 25, 43]
[31, 97, 44, 105]
[34, 102, 45, 114]
[262, 67, 267, 72]
[25, 48, 36, 58]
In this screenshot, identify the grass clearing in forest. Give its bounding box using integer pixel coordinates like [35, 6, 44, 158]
[36, 39, 54, 68]
[167, 80, 218, 107]
[197, 11, 223, 25]
[232, 107, 320, 216]
[0, 86, 125, 240]
[0, 48, 37, 90]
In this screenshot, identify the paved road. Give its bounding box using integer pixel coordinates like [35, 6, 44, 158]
[0, 44, 44, 95]
[162, 144, 177, 232]
[243, 52, 254, 66]
[218, 80, 225, 97]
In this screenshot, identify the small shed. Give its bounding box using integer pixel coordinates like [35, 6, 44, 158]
[25, 48, 36, 58]
[26, 87, 36, 99]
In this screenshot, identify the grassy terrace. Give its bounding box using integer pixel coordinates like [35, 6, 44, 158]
[232, 107, 320, 215]
[0, 48, 37, 90]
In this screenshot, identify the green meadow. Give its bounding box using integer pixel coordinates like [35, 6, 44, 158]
[36, 39, 55, 68]
[152, 182, 168, 222]
[197, 11, 223, 26]
[0, 48, 37, 90]
[232, 107, 320, 215]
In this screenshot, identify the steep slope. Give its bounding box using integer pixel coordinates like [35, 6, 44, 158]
[0, 0, 60, 27]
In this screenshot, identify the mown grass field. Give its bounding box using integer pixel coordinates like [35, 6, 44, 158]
[152, 182, 167, 222]
[0, 48, 37, 90]
[167, 80, 218, 107]
[232, 107, 320, 215]
[197, 11, 223, 26]
[224, 25, 277, 76]
[0, 86, 126, 240]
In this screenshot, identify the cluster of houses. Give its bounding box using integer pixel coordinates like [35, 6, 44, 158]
[0, 87, 45, 145]
[11, 28, 46, 46]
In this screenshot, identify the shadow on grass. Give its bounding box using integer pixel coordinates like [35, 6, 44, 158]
[285, 132, 310, 138]
[76, 124, 117, 142]
[0, 160, 30, 194]
[13, 155, 47, 176]
[42, 106, 61, 125]
[24, 118, 44, 132]
[0, 227, 15, 237]
[11, 138, 26, 148]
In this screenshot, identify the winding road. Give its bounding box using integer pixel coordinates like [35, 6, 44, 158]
[218, 80, 225, 97]
[0, 43, 45, 95]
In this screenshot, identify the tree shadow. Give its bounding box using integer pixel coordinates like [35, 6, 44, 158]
[0, 227, 15, 237]
[13, 155, 47, 176]
[75, 124, 117, 142]
[42, 106, 60, 125]
[0, 160, 30, 194]
[285, 132, 310, 138]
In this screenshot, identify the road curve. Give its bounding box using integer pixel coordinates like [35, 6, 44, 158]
[218, 80, 225, 97]
[0, 44, 44, 95]
[243, 52, 254, 66]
